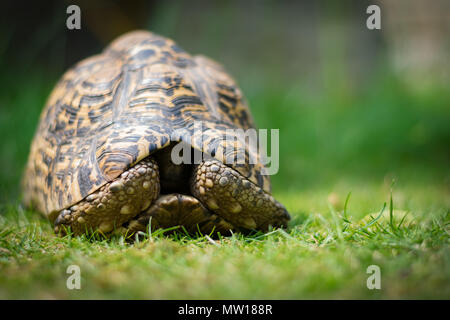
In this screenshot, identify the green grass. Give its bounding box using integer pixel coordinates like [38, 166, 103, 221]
[0, 183, 448, 299]
[0, 21, 449, 298]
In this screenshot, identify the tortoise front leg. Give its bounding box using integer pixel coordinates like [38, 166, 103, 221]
[53, 157, 160, 236]
[190, 160, 290, 232]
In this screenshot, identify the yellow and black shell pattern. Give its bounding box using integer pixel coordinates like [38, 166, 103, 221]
[22, 30, 271, 221]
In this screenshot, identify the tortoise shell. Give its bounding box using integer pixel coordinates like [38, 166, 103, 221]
[22, 30, 271, 221]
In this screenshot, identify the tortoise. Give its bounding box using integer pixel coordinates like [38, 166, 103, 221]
[22, 30, 290, 237]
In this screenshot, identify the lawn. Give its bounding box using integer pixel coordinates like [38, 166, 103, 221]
[0, 58, 448, 299]
[0, 183, 449, 299]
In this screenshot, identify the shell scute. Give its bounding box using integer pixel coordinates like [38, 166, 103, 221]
[23, 31, 270, 217]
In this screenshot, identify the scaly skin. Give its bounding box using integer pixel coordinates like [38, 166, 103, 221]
[54, 158, 160, 236]
[190, 160, 290, 231]
[125, 194, 235, 236]
[53, 157, 290, 237]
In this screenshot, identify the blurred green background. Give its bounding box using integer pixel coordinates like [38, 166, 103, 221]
[0, 0, 449, 300]
[0, 0, 448, 204]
